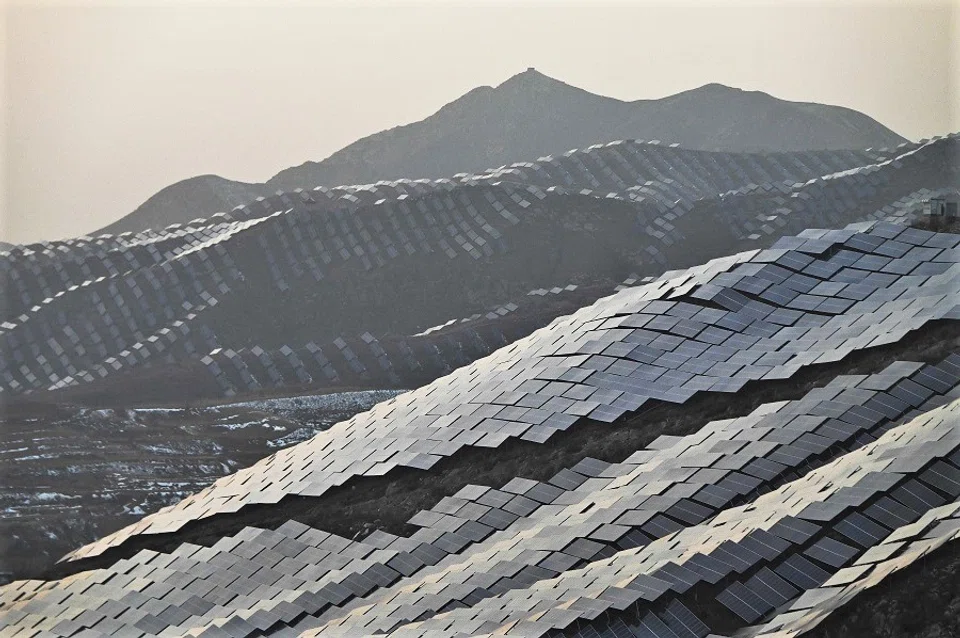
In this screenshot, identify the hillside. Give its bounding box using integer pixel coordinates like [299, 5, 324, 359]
[270, 70, 908, 191]
[1, 133, 957, 580]
[7, 219, 960, 638]
[9, 137, 955, 407]
[97, 174, 268, 236]
[95, 70, 908, 235]
[3, 118, 960, 637]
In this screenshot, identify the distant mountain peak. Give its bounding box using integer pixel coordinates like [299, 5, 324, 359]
[671, 82, 752, 100]
[695, 82, 741, 92]
[501, 66, 548, 84]
[501, 66, 548, 83]
[496, 67, 577, 93]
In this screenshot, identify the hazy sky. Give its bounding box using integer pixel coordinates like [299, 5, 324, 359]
[2, 0, 958, 244]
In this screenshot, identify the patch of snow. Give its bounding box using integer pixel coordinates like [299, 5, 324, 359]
[224, 389, 406, 415]
[213, 419, 268, 431]
[131, 407, 187, 414]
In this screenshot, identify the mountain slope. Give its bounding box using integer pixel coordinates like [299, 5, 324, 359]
[7, 136, 955, 410]
[7, 223, 960, 638]
[268, 69, 908, 190]
[614, 81, 907, 152]
[1, 133, 955, 584]
[97, 175, 268, 236]
[96, 70, 907, 235]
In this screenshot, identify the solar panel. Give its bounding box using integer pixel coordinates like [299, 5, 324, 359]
[774, 553, 832, 589]
[804, 537, 859, 568]
[717, 581, 773, 622]
[661, 600, 710, 638]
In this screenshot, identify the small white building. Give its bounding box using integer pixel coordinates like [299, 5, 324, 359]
[923, 193, 959, 218]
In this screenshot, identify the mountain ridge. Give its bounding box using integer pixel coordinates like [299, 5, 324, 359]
[95, 69, 908, 236]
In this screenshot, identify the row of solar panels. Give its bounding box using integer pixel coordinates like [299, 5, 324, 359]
[0, 215, 286, 394]
[1, 132, 944, 284]
[3, 349, 958, 637]
[3, 263, 591, 399]
[56, 221, 960, 563]
[2, 135, 954, 399]
[2, 134, 941, 320]
[197, 327, 509, 398]
[708, 137, 949, 242]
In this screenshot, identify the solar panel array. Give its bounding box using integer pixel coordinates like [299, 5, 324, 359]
[1, 131, 958, 636]
[197, 290, 581, 397]
[702, 137, 956, 242]
[743, 496, 960, 637]
[2, 352, 959, 637]
[314, 398, 960, 638]
[2, 135, 955, 403]
[196, 284, 606, 397]
[48, 219, 960, 565]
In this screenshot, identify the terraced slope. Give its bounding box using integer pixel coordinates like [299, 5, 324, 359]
[2, 222, 960, 638]
[50, 219, 960, 561]
[3, 136, 956, 408]
[2, 132, 956, 583]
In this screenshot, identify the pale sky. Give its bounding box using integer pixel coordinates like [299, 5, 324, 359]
[2, 0, 958, 244]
